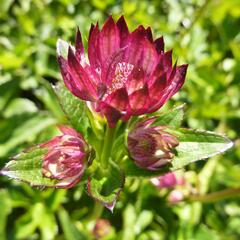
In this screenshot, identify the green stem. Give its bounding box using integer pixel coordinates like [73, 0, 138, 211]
[189, 188, 240, 203]
[86, 108, 104, 140]
[100, 126, 116, 169]
[85, 201, 104, 222]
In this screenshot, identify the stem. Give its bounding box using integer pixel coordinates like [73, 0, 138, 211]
[86, 108, 104, 140]
[85, 201, 104, 222]
[189, 188, 240, 203]
[100, 126, 116, 169]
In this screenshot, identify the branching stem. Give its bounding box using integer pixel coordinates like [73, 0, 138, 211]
[189, 188, 240, 203]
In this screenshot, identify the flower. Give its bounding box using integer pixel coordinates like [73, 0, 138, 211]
[57, 16, 188, 127]
[93, 219, 112, 238]
[41, 126, 93, 188]
[168, 189, 184, 204]
[151, 172, 185, 188]
[127, 117, 179, 170]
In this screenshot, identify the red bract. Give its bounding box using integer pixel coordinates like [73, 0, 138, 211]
[58, 16, 188, 127]
[41, 126, 91, 188]
[128, 118, 179, 170]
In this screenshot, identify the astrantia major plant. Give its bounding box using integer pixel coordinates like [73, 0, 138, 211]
[1, 16, 233, 211]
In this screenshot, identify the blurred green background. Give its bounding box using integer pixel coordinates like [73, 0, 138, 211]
[0, 0, 240, 239]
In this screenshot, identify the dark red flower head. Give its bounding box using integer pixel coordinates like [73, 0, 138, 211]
[41, 126, 93, 188]
[127, 117, 179, 170]
[58, 16, 188, 127]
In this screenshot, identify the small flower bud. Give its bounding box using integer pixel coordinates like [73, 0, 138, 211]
[168, 189, 184, 204]
[41, 126, 93, 188]
[151, 172, 185, 189]
[93, 219, 111, 239]
[128, 118, 178, 170]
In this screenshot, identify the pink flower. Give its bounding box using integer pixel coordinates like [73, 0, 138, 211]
[127, 117, 179, 170]
[58, 16, 188, 127]
[151, 172, 185, 189]
[168, 189, 184, 204]
[41, 126, 93, 188]
[93, 219, 112, 238]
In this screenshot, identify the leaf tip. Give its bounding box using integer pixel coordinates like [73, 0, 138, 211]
[105, 202, 116, 213]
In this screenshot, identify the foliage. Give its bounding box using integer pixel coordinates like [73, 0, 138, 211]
[0, 0, 239, 239]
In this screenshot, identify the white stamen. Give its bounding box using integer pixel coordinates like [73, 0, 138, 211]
[48, 163, 58, 175]
[108, 62, 134, 94]
[155, 149, 165, 157]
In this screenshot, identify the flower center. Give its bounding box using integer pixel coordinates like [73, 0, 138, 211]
[107, 62, 134, 94]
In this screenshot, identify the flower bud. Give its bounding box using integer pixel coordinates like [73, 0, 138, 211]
[93, 219, 112, 239]
[41, 126, 93, 188]
[127, 118, 178, 170]
[151, 172, 185, 189]
[168, 189, 184, 204]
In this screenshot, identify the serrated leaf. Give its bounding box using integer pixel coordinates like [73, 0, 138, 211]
[1, 146, 57, 187]
[87, 163, 125, 212]
[152, 104, 185, 128]
[169, 128, 233, 170]
[54, 83, 90, 136]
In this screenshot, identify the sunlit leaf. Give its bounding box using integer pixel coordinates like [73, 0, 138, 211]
[152, 104, 185, 128]
[54, 83, 90, 136]
[169, 128, 233, 170]
[1, 146, 57, 187]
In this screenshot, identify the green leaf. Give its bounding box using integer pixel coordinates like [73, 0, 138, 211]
[152, 104, 185, 128]
[169, 128, 233, 170]
[122, 204, 137, 240]
[0, 190, 11, 240]
[135, 210, 154, 234]
[0, 78, 18, 112]
[1, 146, 57, 187]
[32, 203, 57, 240]
[58, 207, 88, 240]
[4, 98, 37, 117]
[54, 83, 90, 136]
[35, 80, 66, 122]
[0, 112, 56, 157]
[87, 163, 125, 212]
